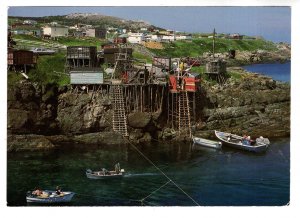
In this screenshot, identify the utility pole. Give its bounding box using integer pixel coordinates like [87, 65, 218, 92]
[213, 28, 216, 58]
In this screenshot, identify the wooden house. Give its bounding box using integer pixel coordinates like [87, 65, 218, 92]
[66, 46, 98, 69]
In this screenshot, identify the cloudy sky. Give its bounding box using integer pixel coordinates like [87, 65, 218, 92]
[8, 6, 291, 43]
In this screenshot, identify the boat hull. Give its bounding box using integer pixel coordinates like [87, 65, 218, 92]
[26, 191, 75, 203]
[86, 171, 124, 179]
[192, 136, 222, 149]
[214, 130, 269, 153]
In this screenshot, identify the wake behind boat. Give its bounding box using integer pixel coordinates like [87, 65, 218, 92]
[26, 190, 75, 203]
[215, 130, 270, 153]
[192, 136, 222, 149]
[86, 163, 125, 179]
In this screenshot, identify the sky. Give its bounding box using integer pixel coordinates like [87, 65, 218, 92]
[8, 6, 291, 43]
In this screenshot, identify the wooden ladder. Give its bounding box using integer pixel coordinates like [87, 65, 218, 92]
[178, 91, 192, 137]
[111, 85, 129, 137]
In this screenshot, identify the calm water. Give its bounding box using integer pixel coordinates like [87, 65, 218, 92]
[7, 138, 290, 206]
[243, 61, 291, 82]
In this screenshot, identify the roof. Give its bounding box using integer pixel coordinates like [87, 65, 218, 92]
[118, 34, 128, 38]
[43, 25, 68, 29]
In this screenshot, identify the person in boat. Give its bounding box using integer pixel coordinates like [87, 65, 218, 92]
[115, 163, 120, 174]
[32, 187, 42, 196]
[102, 168, 110, 175]
[242, 135, 250, 145]
[56, 186, 62, 195]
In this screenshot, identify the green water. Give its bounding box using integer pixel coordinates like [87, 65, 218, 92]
[7, 138, 290, 206]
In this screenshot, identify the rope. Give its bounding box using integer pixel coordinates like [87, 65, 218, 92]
[101, 107, 200, 206]
[140, 180, 171, 203]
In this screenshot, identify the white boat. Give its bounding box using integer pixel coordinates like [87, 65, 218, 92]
[26, 190, 75, 203]
[192, 136, 222, 149]
[30, 47, 56, 55]
[86, 163, 125, 179]
[215, 130, 270, 153]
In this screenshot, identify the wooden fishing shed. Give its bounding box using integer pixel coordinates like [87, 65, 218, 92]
[205, 59, 227, 83]
[8, 48, 37, 72]
[66, 46, 98, 70]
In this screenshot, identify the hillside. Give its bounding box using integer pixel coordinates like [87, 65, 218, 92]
[151, 38, 278, 58]
[9, 13, 160, 31]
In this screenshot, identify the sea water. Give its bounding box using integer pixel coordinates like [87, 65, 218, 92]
[7, 138, 290, 206]
[243, 61, 291, 83]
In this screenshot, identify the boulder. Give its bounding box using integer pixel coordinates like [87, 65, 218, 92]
[128, 112, 151, 129]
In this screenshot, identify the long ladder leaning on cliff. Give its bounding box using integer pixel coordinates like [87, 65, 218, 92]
[178, 91, 192, 138]
[110, 85, 129, 137]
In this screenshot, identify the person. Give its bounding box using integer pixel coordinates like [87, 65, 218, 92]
[115, 163, 120, 174]
[56, 186, 62, 195]
[32, 187, 42, 196]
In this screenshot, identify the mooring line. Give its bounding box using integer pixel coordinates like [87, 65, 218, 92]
[140, 180, 171, 203]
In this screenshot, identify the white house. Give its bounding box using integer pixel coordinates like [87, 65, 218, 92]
[161, 34, 175, 42]
[127, 33, 145, 44]
[150, 34, 163, 42]
[42, 25, 68, 37]
[23, 20, 37, 25]
[175, 34, 192, 40]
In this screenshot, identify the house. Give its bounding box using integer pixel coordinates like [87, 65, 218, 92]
[85, 27, 106, 39]
[150, 34, 163, 42]
[127, 33, 145, 44]
[42, 25, 68, 38]
[229, 33, 243, 40]
[49, 22, 58, 26]
[161, 34, 175, 42]
[175, 34, 192, 40]
[11, 25, 42, 37]
[23, 20, 37, 25]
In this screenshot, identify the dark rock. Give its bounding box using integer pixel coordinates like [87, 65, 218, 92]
[7, 134, 57, 152]
[128, 112, 151, 129]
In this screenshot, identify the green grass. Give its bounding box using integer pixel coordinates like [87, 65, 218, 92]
[150, 38, 277, 58]
[227, 71, 243, 81]
[28, 52, 69, 86]
[56, 37, 105, 48]
[132, 51, 152, 63]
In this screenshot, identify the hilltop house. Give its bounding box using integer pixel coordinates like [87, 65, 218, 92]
[127, 32, 145, 44]
[23, 20, 37, 25]
[150, 33, 163, 42]
[85, 27, 106, 39]
[42, 25, 68, 38]
[11, 25, 42, 37]
[175, 34, 192, 40]
[161, 34, 175, 42]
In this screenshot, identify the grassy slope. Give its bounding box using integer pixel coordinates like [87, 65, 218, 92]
[150, 38, 277, 58]
[9, 35, 278, 86]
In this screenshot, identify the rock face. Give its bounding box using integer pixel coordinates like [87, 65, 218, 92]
[7, 81, 59, 135]
[195, 68, 290, 138]
[57, 92, 111, 134]
[7, 66, 290, 151]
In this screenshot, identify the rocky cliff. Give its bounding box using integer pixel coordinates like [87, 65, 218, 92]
[7, 67, 290, 151]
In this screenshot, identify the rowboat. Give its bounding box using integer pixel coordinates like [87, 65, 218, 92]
[192, 136, 222, 149]
[214, 130, 270, 153]
[86, 163, 125, 179]
[26, 190, 75, 203]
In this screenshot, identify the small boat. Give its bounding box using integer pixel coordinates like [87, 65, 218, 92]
[86, 163, 125, 179]
[192, 136, 222, 149]
[26, 190, 75, 203]
[214, 130, 270, 153]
